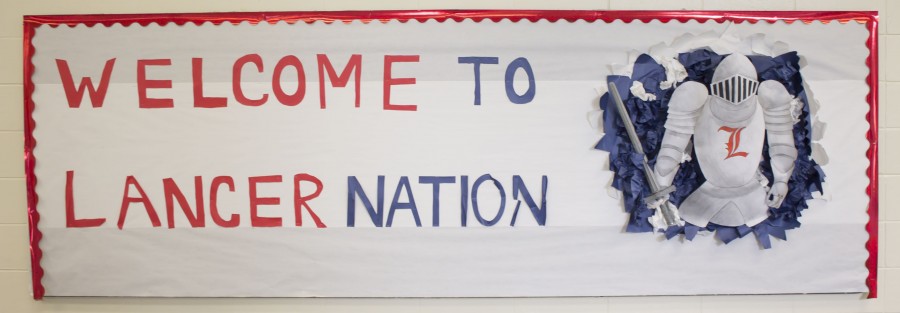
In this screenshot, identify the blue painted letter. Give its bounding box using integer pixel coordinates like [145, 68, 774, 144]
[510, 175, 547, 226]
[471, 174, 506, 226]
[387, 176, 422, 227]
[458, 57, 499, 106]
[347, 176, 384, 227]
[504, 57, 535, 104]
[419, 176, 456, 227]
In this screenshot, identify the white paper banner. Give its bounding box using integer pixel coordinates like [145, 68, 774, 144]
[26, 12, 876, 297]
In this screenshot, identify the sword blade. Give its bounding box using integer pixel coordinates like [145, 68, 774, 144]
[607, 82, 681, 227]
[608, 83, 645, 156]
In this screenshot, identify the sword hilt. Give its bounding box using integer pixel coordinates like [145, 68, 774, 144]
[659, 201, 683, 227]
[644, 185, 676, 205]
[645, 185, 682, 227]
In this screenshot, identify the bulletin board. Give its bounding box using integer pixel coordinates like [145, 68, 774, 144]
[24, 11, 878, 298]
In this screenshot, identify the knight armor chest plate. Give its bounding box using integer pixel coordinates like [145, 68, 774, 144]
[652, 53, 795, 228]
[693, 100, 765, 188]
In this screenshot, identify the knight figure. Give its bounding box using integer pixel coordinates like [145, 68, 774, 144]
[653, 53, 798, 228]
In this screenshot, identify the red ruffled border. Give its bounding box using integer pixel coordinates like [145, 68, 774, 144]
[864, 17, 880, 299]
[22, 10, 879, 300]
[23, 15, 42, 300]
[23, 10, 878, 26]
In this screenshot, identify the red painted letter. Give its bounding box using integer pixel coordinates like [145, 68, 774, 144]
[162, 177, 206, 228]
[383, 55, 419, 111]
[317, 54, 361, 108]
[56, 59, 116, 108]
[293, 173, 326, 228]
[718, 126, 750, 159]
[210, 176, 239, 227]
[233, 54, 268, 106]
[65, 170, 105, 227]
[193, 58, 227, 108]
[117, 176, 162, 229]
[272, 56, 306, 106]
[249, 175, 282, 227]
[137, 59, 174, 108]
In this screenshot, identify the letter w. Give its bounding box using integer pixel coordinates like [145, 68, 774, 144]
[55, 59, 116, 108]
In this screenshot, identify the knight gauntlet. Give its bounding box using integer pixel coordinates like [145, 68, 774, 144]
[758, 80, 798, 208]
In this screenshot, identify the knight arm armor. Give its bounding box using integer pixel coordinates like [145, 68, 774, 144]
[758, 80, 798, 208]
[653, 81, 708, 188]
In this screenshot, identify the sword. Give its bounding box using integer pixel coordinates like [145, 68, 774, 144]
[607, 82, 683, 228]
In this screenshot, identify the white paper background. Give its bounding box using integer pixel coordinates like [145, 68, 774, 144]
[29, 19, 871, 296]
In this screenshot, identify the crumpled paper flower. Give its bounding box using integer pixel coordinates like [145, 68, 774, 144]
[630, 81, 657, 101]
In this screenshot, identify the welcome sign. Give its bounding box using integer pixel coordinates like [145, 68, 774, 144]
[24, 11, 879, 298]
